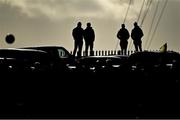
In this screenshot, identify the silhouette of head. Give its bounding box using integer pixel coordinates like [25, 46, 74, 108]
[121, 24, 125, 28]
[134, 22, 138, 27]
[87, 22, 91, 27]
[77, 22, 82, 27]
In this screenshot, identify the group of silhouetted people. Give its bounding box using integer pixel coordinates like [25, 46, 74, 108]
[117, 22, 144, 55]
[72, 22, 95, 57]
[72, 21, 143, 57]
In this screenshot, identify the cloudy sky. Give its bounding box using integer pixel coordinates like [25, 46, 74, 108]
[0, 0, 179, 52]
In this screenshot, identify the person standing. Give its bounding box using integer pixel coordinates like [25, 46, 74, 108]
[72, 22, 84, 57]
[84, 22, 95, 56]
[117, 24, 130, 55]
[131, 22, 144, 52]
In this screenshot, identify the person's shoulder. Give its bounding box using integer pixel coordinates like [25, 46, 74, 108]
[73, 27, 77, 30]
[125, 28, 129, 31]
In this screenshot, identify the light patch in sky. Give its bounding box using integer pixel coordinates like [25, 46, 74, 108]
[0, 0, 144, 21]
[0, 0, 179, 52]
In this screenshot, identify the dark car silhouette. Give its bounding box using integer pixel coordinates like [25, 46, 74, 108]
[0, 48, 52, 73]
[75, 55, 129, 73]
[126, 51, 180, 117]
[128, 51, 180, 73]
[21, 46, 76, 72]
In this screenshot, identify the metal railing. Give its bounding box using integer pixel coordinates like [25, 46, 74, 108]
[70, 50, 137, 56]
[69, 50, 163, 57]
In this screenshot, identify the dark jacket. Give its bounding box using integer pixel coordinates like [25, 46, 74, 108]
[131, 26, 144, 41]
[72, 27, 84, 42]
[117, 28, 130, 41]
[84, 27, 95, 43]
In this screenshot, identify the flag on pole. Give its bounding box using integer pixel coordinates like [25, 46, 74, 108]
[159, 43, 167, 53]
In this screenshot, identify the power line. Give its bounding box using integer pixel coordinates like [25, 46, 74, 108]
[147, 0, 168, 50]
[123, 0, 132, 24]
[140, 0, 153, 26]
[137, 0, 146, 23]
[144, 0, 159, 49]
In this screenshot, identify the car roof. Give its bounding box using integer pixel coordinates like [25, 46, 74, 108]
[0, 48, 49, 58]
[129, 51, 180, 58]
[0, 48, 47, 53]
[21, 45, 67, 50]
[128, 51, 180, 63]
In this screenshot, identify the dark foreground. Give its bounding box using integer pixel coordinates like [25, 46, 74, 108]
[0, 70, 180, 119]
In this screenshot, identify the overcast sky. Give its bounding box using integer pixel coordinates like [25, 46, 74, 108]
[0, 0, 179, 52]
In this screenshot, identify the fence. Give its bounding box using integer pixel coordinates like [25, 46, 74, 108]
[70, 50, 134, 56]
[69, 50, 162, 56]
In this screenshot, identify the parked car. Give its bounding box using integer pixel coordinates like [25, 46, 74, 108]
[126, 51, 180, 118]
[75, 55, 129, 73]
[21, 46, 76, 72]
[0, 48, 52, 73]
[127, 51, 180, 73]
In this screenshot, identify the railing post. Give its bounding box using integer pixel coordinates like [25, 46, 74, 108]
[105, 50, 107, 56]
[127, 51, 130, 56]
[114, 50, 116, 55]
[117, 50, 120, 55]
[99, 50, 101, 56]
[108, 50, 110, 55]
[96, 50, 98, 56]
[111, 50, 113, 55]
[102, 50, 104, 56]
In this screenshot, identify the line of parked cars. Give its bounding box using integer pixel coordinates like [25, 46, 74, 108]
[0, 45, 180, 75]
[1, 46, 180, 118]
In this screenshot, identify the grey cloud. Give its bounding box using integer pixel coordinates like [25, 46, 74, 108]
[0, 0, 144, 21]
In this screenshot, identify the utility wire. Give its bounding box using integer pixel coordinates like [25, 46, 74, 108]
[123, 0, 132, 24]
[144, 0, 159, 49]
[147, 0, 168, 49]
[137, 0, 146, 23]
[140, 0, 153, 26]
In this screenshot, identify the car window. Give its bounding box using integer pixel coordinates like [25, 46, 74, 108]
[57, 48, 69, 58]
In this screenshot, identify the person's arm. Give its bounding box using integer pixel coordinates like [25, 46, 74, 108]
[141, 29, 144, 37]
[92, 29, 95, 41]
[127, 30, 130, 40]
[131, 30, 134, 40]
[117, 30, 121, 40]
[72, 29, 75, 39]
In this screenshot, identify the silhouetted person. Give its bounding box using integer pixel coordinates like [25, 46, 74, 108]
[117, 24, 130, 55]
[72, 22, 84, 57]
[84, 22, 95, 56]
[131, 22, 144, 52]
